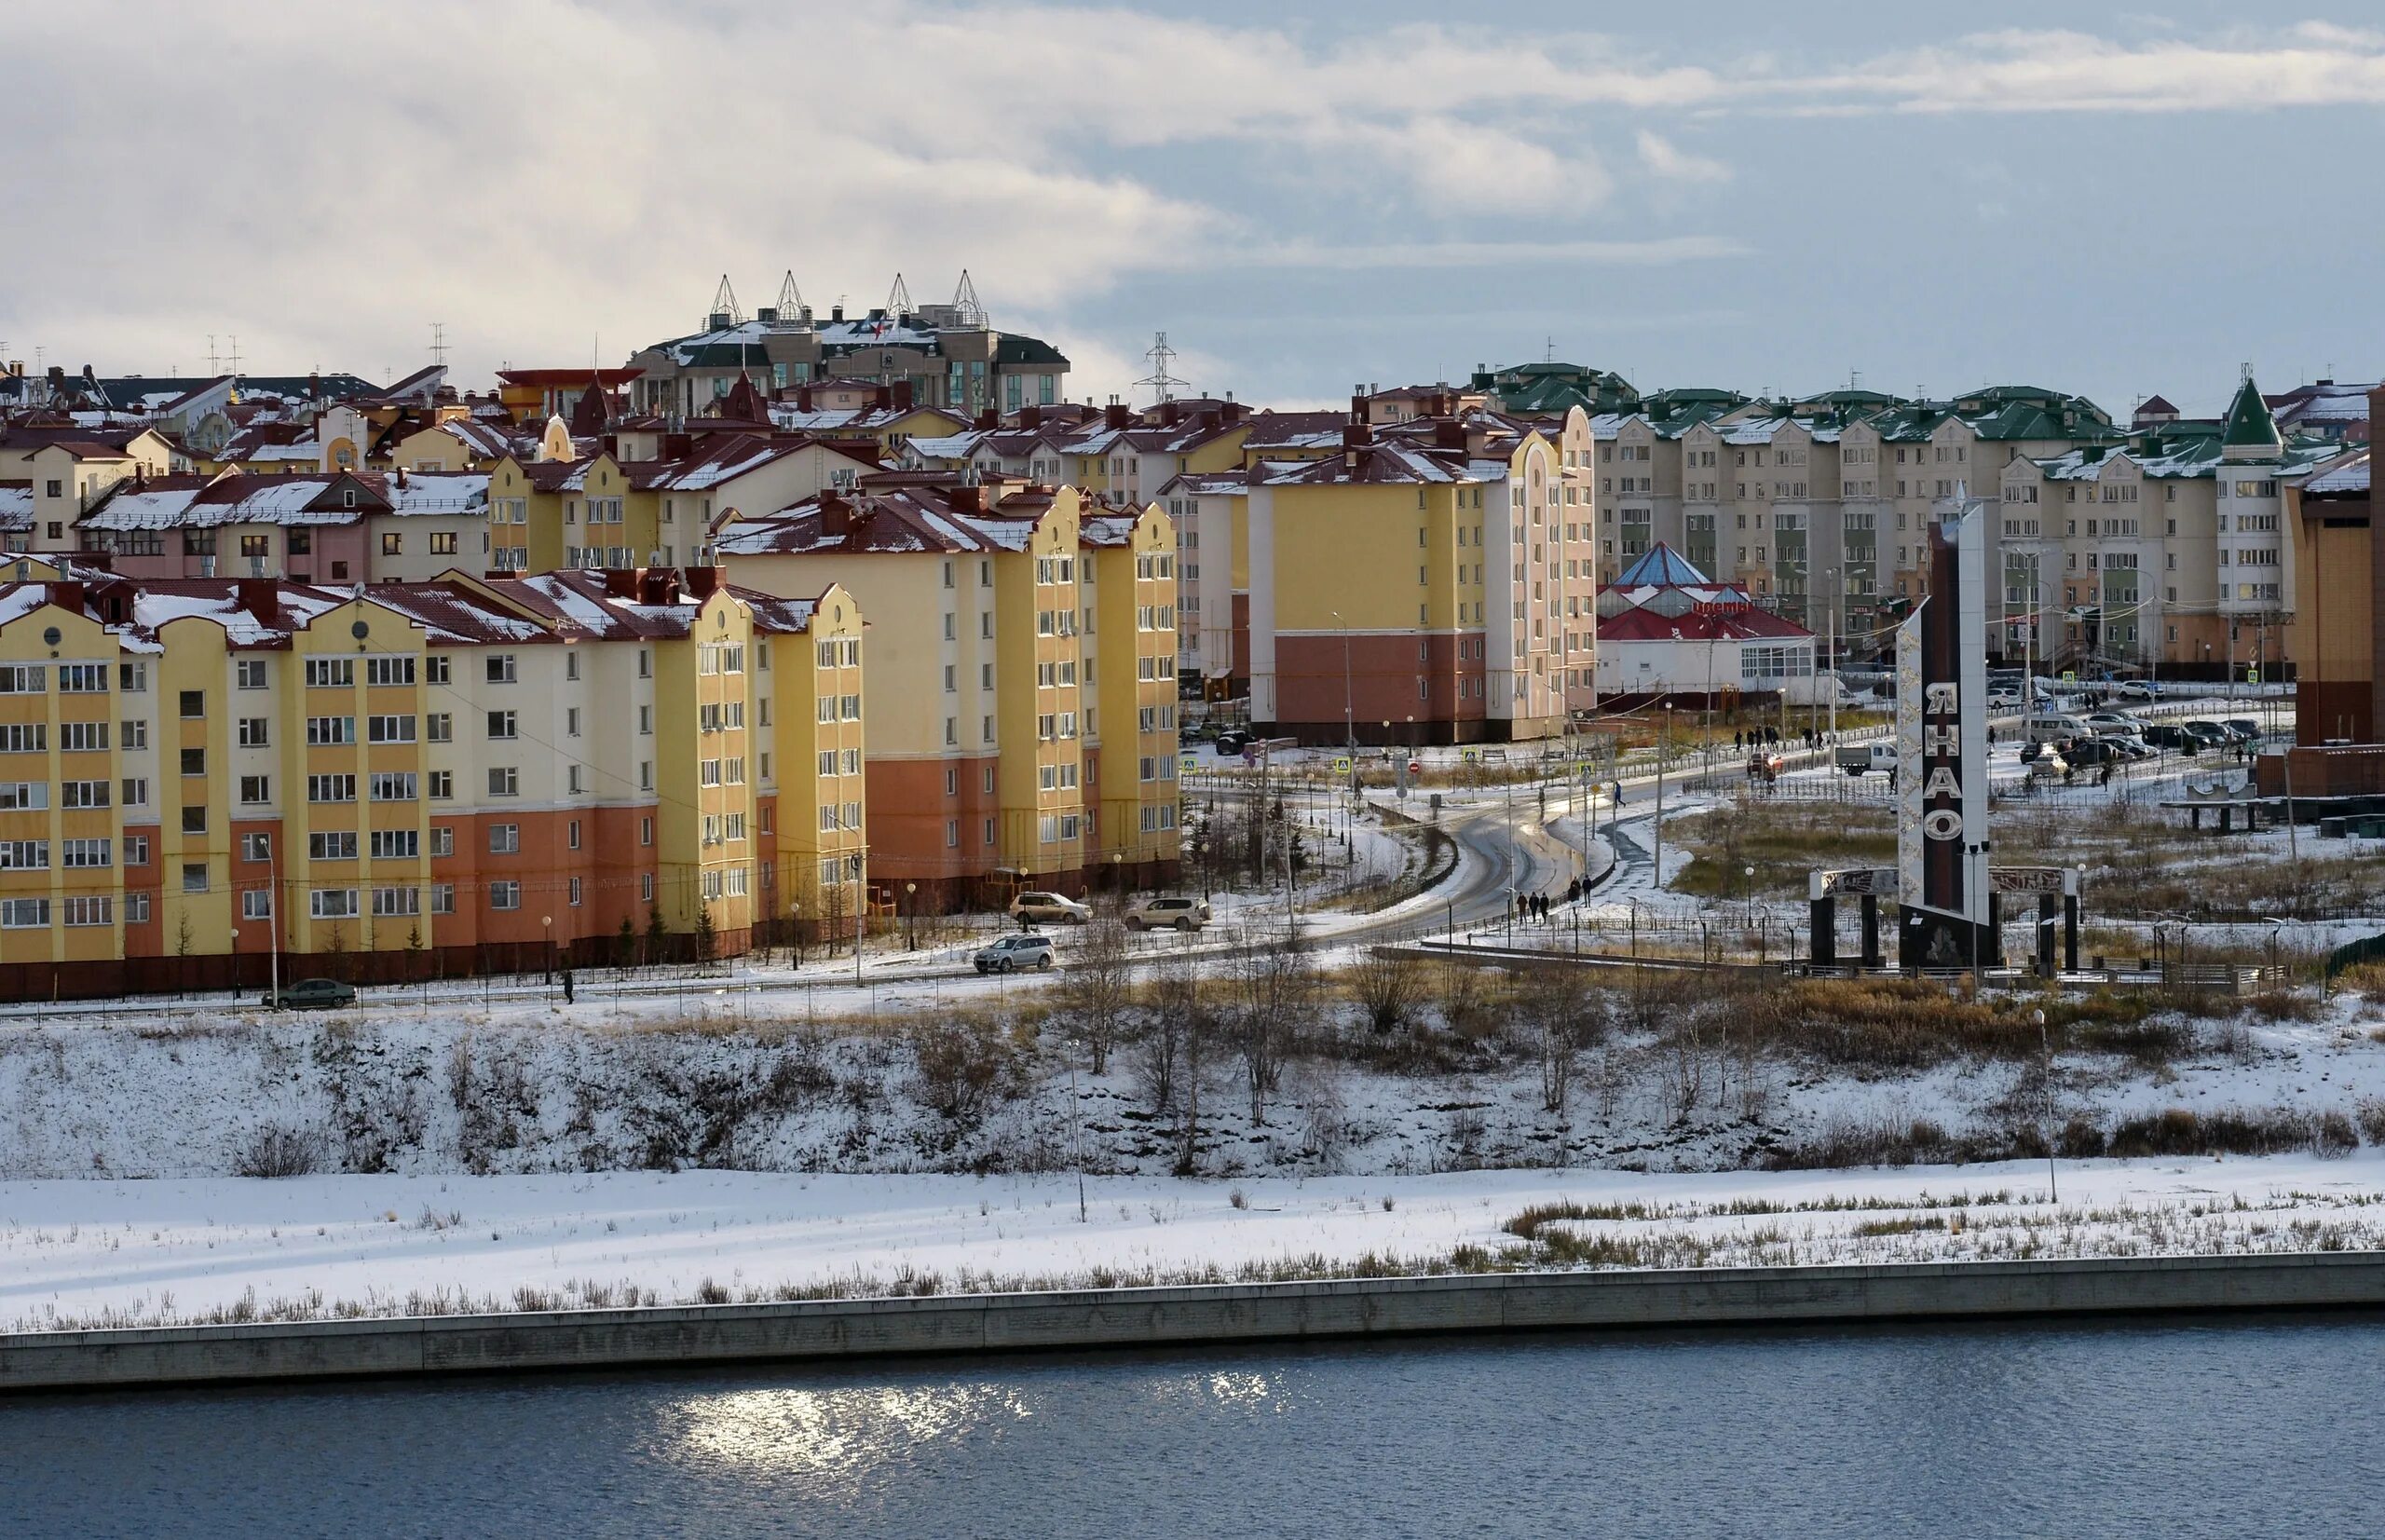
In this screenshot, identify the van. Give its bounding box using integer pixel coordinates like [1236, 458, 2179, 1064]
[1834, 743, 1899, 778]
[2025, 713, 2094, 743]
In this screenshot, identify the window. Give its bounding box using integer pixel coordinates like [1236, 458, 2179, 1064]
[365, 656, 416, 687]
[0, 723, 45, 753]
[429, 770, 454, 800]
[238, 717, 270, 747]
[241, 832, 273, 863]
[426, 656, 450, 685]
[306, 658, 354, 688]
[234, 659, 267, 689]
[61, 721, 111, 753]
[485, 710, 517, 740]
[369, 771, 416, 802]
[566, 706, 580, 737]
[0, 782, 45, 811]
[182, 864, 209, 894]
[429, 826, 454, 857]
[239, 775, 271, 804]
[308, 831, 359, 862]
[126, 893, 150, 925]
[426, 713, 451, 743]
[307, 773, 357, 803]
[1, 898, 51, 928]
[57, 663, 105, 693]
[116, 777, 144, 808]
[0, 840, 48, 870]
[373, 886, 419, 917]
[487, 767, 518, 797]
[179, 689, 205, 718]
[489, 824, 520, 854]
[0, 663, 42, 693]
[126, 836, 147, 866]
[488, 880, 521, 911]
[485, 654, 517, 684]
[429, 532, 457, 555]
[567, 819, 581, 851]
[430, 884, 455, 915]
[62, 838, 111, 868]
[307, 716, 354, 746]
[118, 662, 148, 693]
[309, 889, 360, 920]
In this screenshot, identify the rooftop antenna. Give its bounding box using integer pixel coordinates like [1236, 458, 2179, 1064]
[225, 336, 241, 390]
[429, 321, 449, 369]
[1850, 368, 1862, 390]
[886, 272, 914, 317]
[951, 269, 987, 328]
[1134, 332, 1190, 405]
[776, 269, 805, 319]
[207, 335, 220, 375]
[1545, 334, 1556, 363]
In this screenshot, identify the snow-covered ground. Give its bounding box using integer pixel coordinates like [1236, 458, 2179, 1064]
[7, 1155, 2384, 1331]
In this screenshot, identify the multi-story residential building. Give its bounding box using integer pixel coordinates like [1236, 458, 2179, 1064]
[625, 277, 1070, 421]
[70, 469, 491, 582]
[0, 565, 862, 1000]
[2285, 408, 2378, 745]
[716, 481, 1179, 905]
[0, 423, 179, 552]
[485, 435, 882, 575]
[1243, 403, 1571, 745]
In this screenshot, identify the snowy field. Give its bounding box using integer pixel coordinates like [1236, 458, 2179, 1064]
[7, 1155, 2384, 1331]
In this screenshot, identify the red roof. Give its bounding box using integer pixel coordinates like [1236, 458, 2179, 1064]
[1598, 606, 1812, 643]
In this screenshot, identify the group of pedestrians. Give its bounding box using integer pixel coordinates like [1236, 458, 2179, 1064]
[1512, 883, 1588, 923]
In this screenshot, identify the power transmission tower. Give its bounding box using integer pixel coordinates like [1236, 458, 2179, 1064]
[1134, 332, 1190, 405]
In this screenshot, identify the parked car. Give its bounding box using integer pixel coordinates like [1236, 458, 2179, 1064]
[2221, 717, 2264, 743]
[1986, 690, 2024, 714]
[262, 977, 357, 1011]
[1125, 895, 1212, 932]
[2063, 737, 2126, 768]
[2106, 736, 2156, 760]
[1212, 729, 1251, 756]
[2110, 679, 2161, 701]
[2082, 711, 2149, 737]
[974, 934, 1055, 974]
[2143, 723, 2197, 750]
[2024, 748, 2070, 779]
[1009, 891, 1091, 925]
[2179, 720, 2232, 750]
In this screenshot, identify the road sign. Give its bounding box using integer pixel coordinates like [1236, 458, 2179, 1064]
[1460, 748, 1479, 764]
[2245, 666, 2259, 685]
[1331, 756, 1353, 773]
[2060, 670, 2077, 685]
[1179, 753, 1199, 773]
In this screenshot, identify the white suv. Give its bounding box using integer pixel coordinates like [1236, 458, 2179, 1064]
[1124, 895, 1211, 932]
[974, 934, 1056, 974]
[1008, 891, 1091, 925]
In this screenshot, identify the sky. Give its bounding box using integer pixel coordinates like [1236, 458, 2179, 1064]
[2, 1, 2379, 420]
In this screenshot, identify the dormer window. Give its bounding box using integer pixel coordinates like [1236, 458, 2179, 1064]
[342, 487, 355, 508]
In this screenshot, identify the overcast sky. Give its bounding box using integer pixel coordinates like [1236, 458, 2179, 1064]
[3, 2, 2378, 418]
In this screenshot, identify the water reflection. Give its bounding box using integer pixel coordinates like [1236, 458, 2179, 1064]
[671, 1381, 1037, 1478]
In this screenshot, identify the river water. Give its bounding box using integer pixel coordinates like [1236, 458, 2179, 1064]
[7, 1315, 2380, 1537]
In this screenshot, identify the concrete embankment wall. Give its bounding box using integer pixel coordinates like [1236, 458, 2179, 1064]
[7, 1253, 2382, 1393]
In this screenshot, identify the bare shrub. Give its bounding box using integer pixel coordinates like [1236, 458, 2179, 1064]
[233, 1124, 320, 1179]
[1349, 951, 1427, 1036]
[1512, 967, 1606, 1117]
[911, 1019, 1020, 1126]
[2357, 1097, 2385, 1147]
[1227, 930, 1313, 1125]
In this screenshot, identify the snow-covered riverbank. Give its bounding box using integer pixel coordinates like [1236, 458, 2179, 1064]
[7, 1156, 2385, 1331]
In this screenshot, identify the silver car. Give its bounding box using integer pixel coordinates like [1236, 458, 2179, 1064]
[1124, 895, 1212, 932]
[974, 934, 1055, 974]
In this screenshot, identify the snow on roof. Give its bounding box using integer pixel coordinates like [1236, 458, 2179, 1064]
[387, 470, 487, 514]
[2305, 449, 2370, 497]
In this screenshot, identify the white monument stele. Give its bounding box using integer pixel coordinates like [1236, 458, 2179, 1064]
[1897, 490, 1996, 970]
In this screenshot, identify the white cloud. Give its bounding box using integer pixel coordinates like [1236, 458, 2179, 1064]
[1224, 236, 1750, 270]
[1634, 131, 1731, 184]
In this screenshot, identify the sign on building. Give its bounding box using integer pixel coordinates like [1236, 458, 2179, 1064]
[1899, 491, 1996, 970]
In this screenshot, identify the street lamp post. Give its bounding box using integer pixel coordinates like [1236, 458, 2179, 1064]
[1744, 865, 1755, 929]
[542, 915, 553, 986]
[2033, 1007, 2058, 1204]
[1331, 609, 1354, 757]
[905, 881, 918, 950]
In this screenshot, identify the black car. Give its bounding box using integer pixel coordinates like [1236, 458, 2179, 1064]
[1212, 729, 1251, 756]
[2143, 724, 2198, 751]
[2180, 720, 2232, 749]
[2063, 737, 2125, 768]
[2219, 718, 2263, 743]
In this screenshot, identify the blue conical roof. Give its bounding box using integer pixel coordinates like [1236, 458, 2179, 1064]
[1615, 542, 1710, 587]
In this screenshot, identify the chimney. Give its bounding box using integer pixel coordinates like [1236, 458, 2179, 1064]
[308, 371, 320, 403]
[818, 490, 853, 538]
[1161, 401, 1181, 427]
[1103, 399, 1129, 430]
[236, 579, 277, 625]
[974, 407, 998, 430]
[1020, 404, 1043, 429]
[1223, 400, 1243, 424]
[874, 385, 892, 411]
[1342, 422, 1370, 472]
[48, 579, 86, 615]
[639, 569, 681, 606]
[604, 567, 642, 598]
[831, 304, 845, 322]
[797, 385, 815, 412]
[395, 465, 409, 490]
[892, 379, 914, 411]
[686, 566, 722, 601]
[1350, 393, 1369, 425]
[951, 484, 987, 514]
[1435, 419, 1465, 452]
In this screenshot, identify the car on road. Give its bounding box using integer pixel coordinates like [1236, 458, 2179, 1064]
[974, 934, 1055, 974]
[1009, 891, 1091, 925]
[1124, 895, 1212, 932]
[2110, 679, 2161, 701]
[1834, 743, 1897, 777]
[1986, 690, 2024, 713]
[1212, 729, 1251, 756]
[262, 977, 357, 1010]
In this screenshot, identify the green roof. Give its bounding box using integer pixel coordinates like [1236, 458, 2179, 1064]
[2221, 375, 2283, 451]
